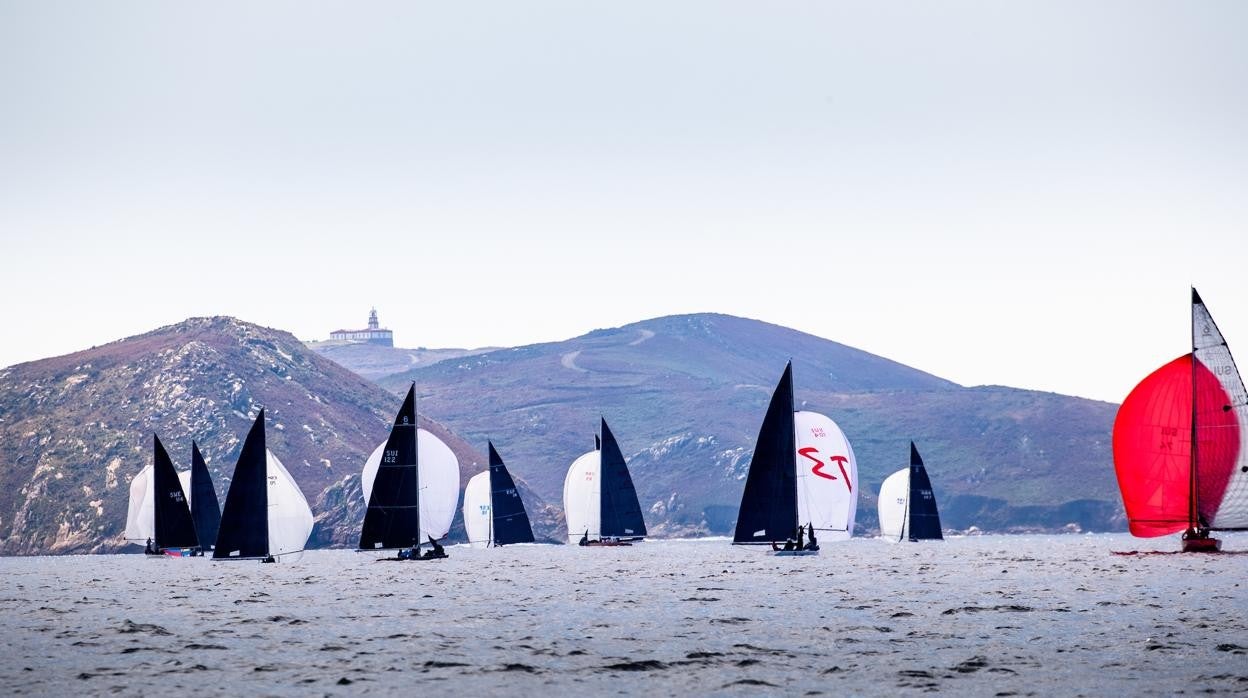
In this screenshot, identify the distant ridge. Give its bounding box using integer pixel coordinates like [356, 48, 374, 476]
[0, 317, 560, 555]
[370, 312, 1122, 536]
[306, 341, 494, 381]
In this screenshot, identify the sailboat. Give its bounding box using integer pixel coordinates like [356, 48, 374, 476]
[733, 362, 858, 554]
[123, 434, 200, 556]
[189, 441, 221, 552]
[359, 384, 460, 558]
[563, 418, 647, 546]
[877, 442, 944, 542]
[1113, 289, 1248, 552]
[213, 410, 314, 563]
[463, 442, 536, 547]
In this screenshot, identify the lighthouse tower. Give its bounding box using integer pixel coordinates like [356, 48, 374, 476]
[368, 308, 380, 331]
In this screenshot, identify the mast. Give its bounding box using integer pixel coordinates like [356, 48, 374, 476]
[1189, 287, 1200, 532]
[359, 384, 421, 550]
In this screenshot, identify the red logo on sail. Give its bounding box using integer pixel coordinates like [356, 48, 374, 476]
[798, 448, 853, 492]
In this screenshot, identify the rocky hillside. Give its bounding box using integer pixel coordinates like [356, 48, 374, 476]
[375, 313, 1123, 536]
[0, 317, 560, 555]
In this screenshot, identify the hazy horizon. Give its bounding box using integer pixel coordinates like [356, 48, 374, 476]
[3, 1, 1245, 404]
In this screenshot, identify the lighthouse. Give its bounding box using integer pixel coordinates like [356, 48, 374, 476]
[329, 308, 395, 347]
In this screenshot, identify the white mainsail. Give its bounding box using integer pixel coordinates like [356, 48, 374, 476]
[562, 450, 601, 543]
[123, 466, 193, 543]
[463, 471, 492, 548]
[793, 410, 858, 541]
[877, 468, 909, 542]
[265, 449, 313, 562]
[361, 428, 461, 540]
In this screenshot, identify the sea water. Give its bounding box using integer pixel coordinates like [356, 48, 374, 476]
[2, 534, 1246, 695]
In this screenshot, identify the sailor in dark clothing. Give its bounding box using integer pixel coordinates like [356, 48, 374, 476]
[579, 530, 590, 547]
[795, 525, 805, 550]
[144, 538, 156, 555]
[805, 524, 819, 551]
[781, 537, 797, 551]
[421, 536, 447, 559]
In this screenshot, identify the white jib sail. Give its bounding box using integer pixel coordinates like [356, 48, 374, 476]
[123, 466, 193, 544]
[794, 410, 858, 541]
[877, 468, 909, 542]
[1193, 299, 1248, 528]
[463, 471, 492, 548]
[562, 450, 601, 543]
[265, 449, 313, 562]
[361, 428, 461, 541]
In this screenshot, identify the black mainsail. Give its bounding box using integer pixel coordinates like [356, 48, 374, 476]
[598, 418, 647, 540]
[905, 442, 943, 541]
[151, 434, 199, 551]
[734, 362, 798, 544]
[214, 411, 270, 559]
[487, 442, 535, 545]
[190, 441, 221, 551]
[359, 384, 421, 550]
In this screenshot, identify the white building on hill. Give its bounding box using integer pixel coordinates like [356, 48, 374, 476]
[330, 308, 394, 347]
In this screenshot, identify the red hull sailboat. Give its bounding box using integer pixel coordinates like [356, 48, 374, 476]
[1113, 289, 1248, 552]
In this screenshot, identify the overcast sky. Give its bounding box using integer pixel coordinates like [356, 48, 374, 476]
[2, 1, 1245, 403]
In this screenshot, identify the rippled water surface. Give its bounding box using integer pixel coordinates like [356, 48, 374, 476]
[2, 534, 1246, 695]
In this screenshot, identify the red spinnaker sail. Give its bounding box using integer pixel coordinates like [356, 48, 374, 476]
[1113, 355, 1240, 537]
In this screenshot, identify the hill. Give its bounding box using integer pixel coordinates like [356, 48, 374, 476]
[376, 313, 1122, 536]
[305, 341, 494, 381]
[0, 317, 560, 555]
